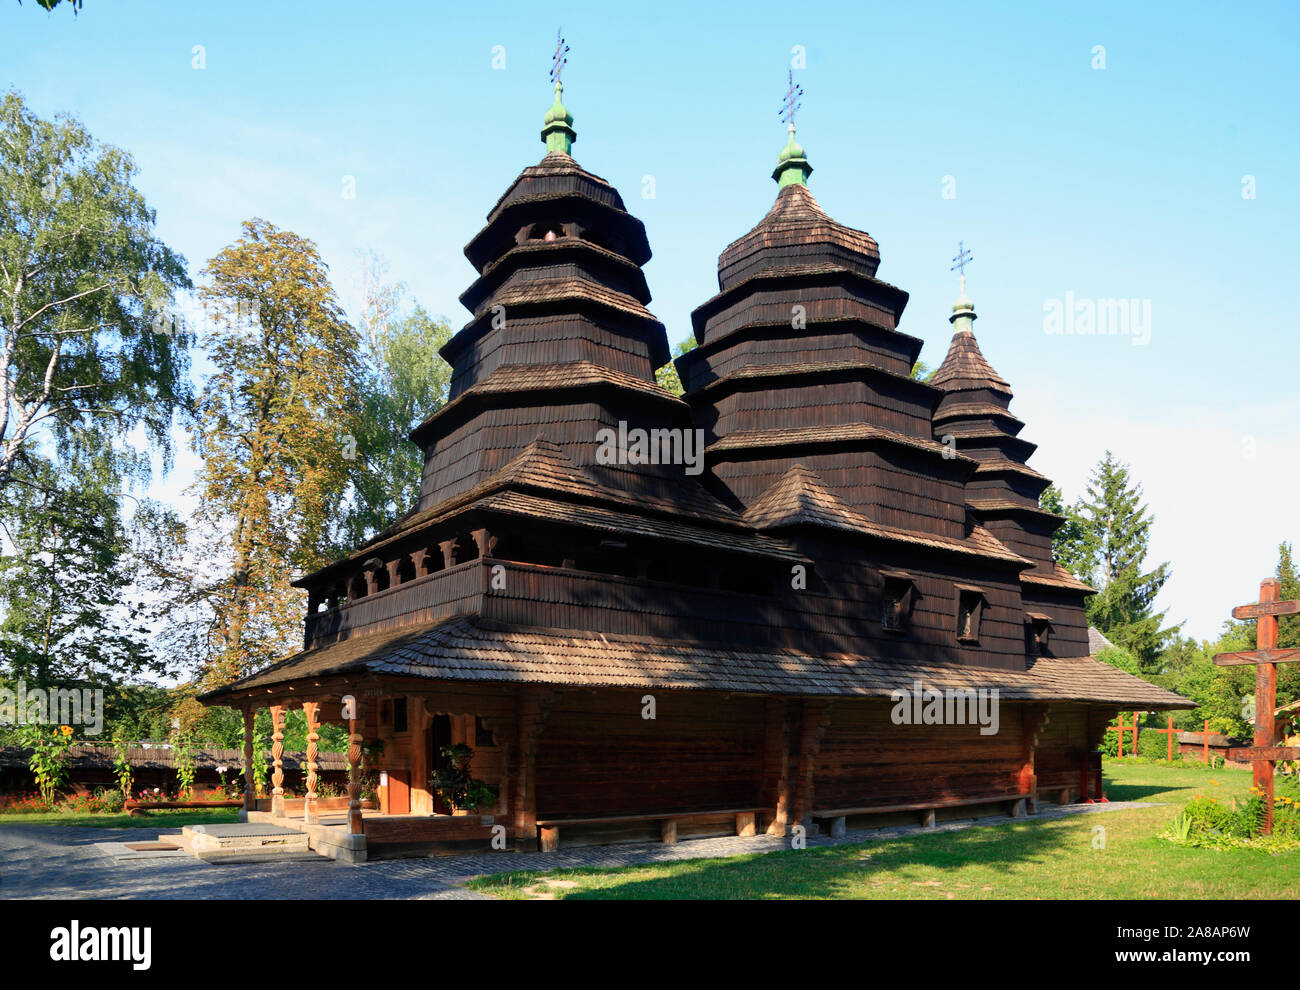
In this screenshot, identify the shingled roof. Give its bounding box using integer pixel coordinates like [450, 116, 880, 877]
[717, 183, 882, 289]
[932, 329, 1011, 394]
[201, 614, 1190, 710]
[744, 464, 1030, 566]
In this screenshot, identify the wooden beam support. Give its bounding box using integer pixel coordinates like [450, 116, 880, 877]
[660, 818, 678, 844]
[538, 826, 559, 853]
[791, 699, 832, 831]
[736, 811, 757, 837]
[511, 686, 555, 851]
[439, 539, 458, 569]
[761, 698, 790, 836]
[347, 696, 366, 836]
[270, 704, 285, 817]
[242, 706, 256, 812]
[303, 701, 320, 824]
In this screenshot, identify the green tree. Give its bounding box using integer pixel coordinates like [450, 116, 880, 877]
[1040, 484, 1092, 577]
[655, 336, 697, 397]
[0, 90, 191, 492]
[1070, 452, 1178, 671]
[0, 444, 163, 685]
[1276, 541, 1299, 650]
[338, 254, 452, 545]
[187, 219, 364, 687]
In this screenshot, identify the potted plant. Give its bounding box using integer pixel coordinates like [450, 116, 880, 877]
[428, 744, 497, 815]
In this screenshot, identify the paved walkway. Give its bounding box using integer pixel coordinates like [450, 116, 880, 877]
[0, 801, 1162, 900]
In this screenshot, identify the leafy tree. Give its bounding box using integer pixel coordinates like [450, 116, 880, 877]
[1276, 541, 1299, 650]
[1067, 452, 1179, 671]
[0, 90, 191, 492]
[17, 0, 84, 11]
[909, 359, 935, 382]
[656, 336, 697, 397]
[186, 219, 364, 687]
[0, 444, 164, 685]
[338, 253, 452, 546]
[1096, 644, 1141, 675]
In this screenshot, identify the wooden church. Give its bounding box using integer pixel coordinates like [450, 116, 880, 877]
[200, 68, 1187, 861]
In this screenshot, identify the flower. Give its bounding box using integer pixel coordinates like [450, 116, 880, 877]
[59, 725, 72, 737]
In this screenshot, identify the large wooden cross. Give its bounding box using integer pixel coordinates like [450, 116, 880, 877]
[1213, 577, 1300, 833]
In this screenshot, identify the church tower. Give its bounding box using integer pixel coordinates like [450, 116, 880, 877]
[931, 261, 1094, 657]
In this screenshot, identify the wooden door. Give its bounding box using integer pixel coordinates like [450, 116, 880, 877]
[388, 769, 410, 815]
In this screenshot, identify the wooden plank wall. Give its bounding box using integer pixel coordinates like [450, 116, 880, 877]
[813, 698, 1026, 809]
[1034, 703, 1112, 792]
[533, 689, 766, 818]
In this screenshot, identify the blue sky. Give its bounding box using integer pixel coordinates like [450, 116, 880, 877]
[3, 0, 1297, 641]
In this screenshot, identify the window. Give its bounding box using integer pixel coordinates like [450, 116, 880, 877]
[881, 572, 915, 633]
[474, 716, 497, 748]
[1027, 613, 1052, 656]
[393, 697, 408, 733]
[955, 586, 986, 643]
[529, 222, 566, 241]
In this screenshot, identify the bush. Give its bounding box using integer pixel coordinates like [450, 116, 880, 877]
[1162, 782, 1299, 852]
[1138, 729, 1174, 761]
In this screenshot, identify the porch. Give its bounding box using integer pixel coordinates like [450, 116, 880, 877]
[245, 804, 502, 862]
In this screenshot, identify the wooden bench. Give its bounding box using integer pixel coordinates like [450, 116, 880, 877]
[812, 793, 1034, 837]
[534, 807, 765, 852]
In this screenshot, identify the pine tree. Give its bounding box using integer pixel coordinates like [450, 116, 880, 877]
[1074, 451, 1179, 671]
[1040, 484, 1092, 578]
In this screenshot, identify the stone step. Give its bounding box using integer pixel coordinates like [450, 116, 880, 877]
[179, 823, 311, 853]
[193, 846, 325, 865]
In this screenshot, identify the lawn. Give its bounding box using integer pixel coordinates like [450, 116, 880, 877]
[468, 761, 1299, 900]
[0, 808, 241, 828]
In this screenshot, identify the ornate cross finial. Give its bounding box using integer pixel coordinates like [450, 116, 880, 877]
[550, 28, 569, 89]
[779, 69, 803, 130]
[950, 240, 973, 296]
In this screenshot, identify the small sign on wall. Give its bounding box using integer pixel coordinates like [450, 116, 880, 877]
[379, 771, 388, 786]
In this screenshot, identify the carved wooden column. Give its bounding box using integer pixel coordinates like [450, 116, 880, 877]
[412, 548, 433, 578]
[347, 698, 366, 836]
[439, 539, 458, 569]
[242, 706, 256, 813]
[303, 701, 320, 824]
[470, 527, 497, 558]
[270, 704, 285, 817]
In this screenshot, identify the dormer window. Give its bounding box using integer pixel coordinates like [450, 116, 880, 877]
[1027, 612, 1053, 655]
[955, 585, 986, 644]
[881, 571, 915, 633]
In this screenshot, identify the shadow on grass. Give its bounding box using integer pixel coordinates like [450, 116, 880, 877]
[493, 817, 1083, 900]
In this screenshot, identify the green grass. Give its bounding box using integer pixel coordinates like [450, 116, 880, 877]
[0, 808, 241, 828]
[468, 761, 1299, 900]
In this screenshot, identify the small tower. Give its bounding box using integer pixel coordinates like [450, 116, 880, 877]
[541, 29, 576, 156]
[930, 244, 1094, 656]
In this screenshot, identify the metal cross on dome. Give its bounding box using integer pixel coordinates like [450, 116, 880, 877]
[780, 70, 803, 128]
[550, 28, 569, 87]
[950, 241, 973, 277]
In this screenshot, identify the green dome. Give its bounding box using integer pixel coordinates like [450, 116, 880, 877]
[772, 125, 812, 188]
[541, 82, 576, 155]
[777, 135, 805, 162]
